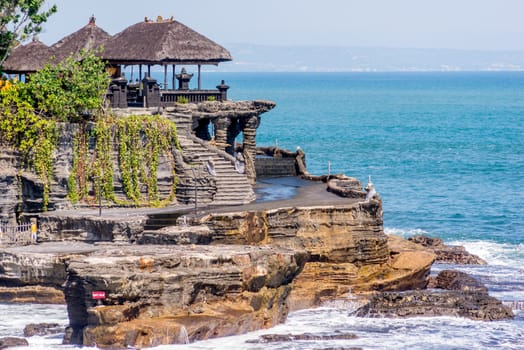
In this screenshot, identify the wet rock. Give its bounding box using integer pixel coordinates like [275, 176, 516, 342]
[428, 269, 488, 292]
[23, 323, 63, 337]
[314, 348, 363, 350]
[246, 332, 358, 343]
[0, 337, 29, 349]
[0, 286, 65, 304]
[355, 290, 514, 321]
[408, 235, 486, 264]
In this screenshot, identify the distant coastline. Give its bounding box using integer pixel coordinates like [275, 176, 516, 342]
[190, 44, 524, 73]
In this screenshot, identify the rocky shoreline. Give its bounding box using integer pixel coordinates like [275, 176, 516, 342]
[0, 184, 513, 348]
[0, 103, 513, 348]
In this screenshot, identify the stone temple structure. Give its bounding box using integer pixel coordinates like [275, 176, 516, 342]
[0, 16, 279, 222]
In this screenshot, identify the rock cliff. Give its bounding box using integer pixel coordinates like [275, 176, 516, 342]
[0, 179, 441, 348]
[0, 242, 307, 348]
[408, 235, 487, 264]
[0, 101, 275, 223]
[134, 198, 435, 311]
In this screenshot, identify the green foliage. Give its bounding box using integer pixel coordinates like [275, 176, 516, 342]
[68, 115, 180, 207]
[0, 81, 57, 209]
[93, 116, 115, 201]
[0, 0, 57, 68]
[207, 95, 216, 102]
[0, 50, 108, 210]
[176, 96, 189, 104]
[26, 50, 110, 121]
[116, 115, 180, 205]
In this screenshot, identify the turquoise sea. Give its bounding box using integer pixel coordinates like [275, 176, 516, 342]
[2, 72, 523, 349]
[224, 72, 524, 246]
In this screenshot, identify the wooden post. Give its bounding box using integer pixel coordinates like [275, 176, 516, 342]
[172, 64, 176, 90]
[147, 65, 151, 77]
[163, 64, 168, 90]
[198, 64, 201, 90]
[139, 65, 143, 96]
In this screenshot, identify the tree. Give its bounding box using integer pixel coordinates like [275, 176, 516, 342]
[18, 49, 111, 121]
[0, 0, 57, 68]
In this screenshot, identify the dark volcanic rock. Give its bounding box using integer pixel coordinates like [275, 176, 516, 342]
[23, 323, 63, 337]
[429, 269, 488, 292]
[408, 235, 486, 264]
[247, 332, 358, 343]
[355, 290, 514, 321]
[0, 337, 29, 349]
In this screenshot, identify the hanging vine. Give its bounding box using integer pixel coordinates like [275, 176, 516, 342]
[66, 114, 180, 207]
[0, 82, 58, 210]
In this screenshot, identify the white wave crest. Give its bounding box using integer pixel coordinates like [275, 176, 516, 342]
[447, 240, 524, 267]
[384, 227, 431, 237]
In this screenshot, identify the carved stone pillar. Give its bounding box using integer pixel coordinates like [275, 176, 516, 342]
[213, 117, 231, 153]
[242, 115, 260, 185]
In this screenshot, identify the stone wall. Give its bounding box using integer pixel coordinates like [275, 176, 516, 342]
[255, 157, 297, 177]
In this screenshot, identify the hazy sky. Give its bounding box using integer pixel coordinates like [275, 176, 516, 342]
[39, 0, 524, 51]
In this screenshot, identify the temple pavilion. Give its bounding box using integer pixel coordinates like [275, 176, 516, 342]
[2, 15, 232, 108]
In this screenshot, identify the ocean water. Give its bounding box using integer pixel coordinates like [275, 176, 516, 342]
[2, 72, 524, 349]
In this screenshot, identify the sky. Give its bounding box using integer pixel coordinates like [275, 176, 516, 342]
[39, 0, 524, 51]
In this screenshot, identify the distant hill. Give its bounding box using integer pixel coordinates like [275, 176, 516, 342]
[214, 44, 524, 72]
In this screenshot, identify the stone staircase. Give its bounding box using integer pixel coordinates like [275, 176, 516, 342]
[169, 113, 256, 206]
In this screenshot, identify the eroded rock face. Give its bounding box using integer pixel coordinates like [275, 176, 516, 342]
[429, 269, 488, 292]
[60, 244, 307, 348]
[37, 213, 148, 243]
[24, 323, 63, 337]
[0, 286, 64, 304]
[355, 290, 514, 321]
[149, 204, 436, 311]
[0, 337, 29, 349]
[0, 250, 68, 288]
[0, 150, 19, 222]
[288, 234, 435, 310]
[357, 258, 509, 322]
[408, 235, 486, 265]
[199, 201, 387, 265]
[246, 332, 359, 344]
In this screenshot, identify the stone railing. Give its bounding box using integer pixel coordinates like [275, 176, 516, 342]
[161, 90, 223, 105]
[107, 77, 230, 108]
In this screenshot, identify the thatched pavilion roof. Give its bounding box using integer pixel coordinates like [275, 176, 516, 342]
[51, 16, 111, 61]
[102, 17, 232, 65]
[2, 38, 54, 74]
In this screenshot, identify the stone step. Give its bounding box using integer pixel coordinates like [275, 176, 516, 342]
[176, 133, 254, 206]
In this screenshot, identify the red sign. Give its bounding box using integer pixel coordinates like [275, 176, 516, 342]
[92, 291, 106, 300]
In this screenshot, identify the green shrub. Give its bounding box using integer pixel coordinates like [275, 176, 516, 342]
[176, 96, 189, 104]
[26, 50, 110, 121]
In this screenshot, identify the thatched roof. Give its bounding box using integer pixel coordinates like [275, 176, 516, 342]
[102, 17, 232, 65]
[51, 16, 111, 61]
[2, 38, 54, 74]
